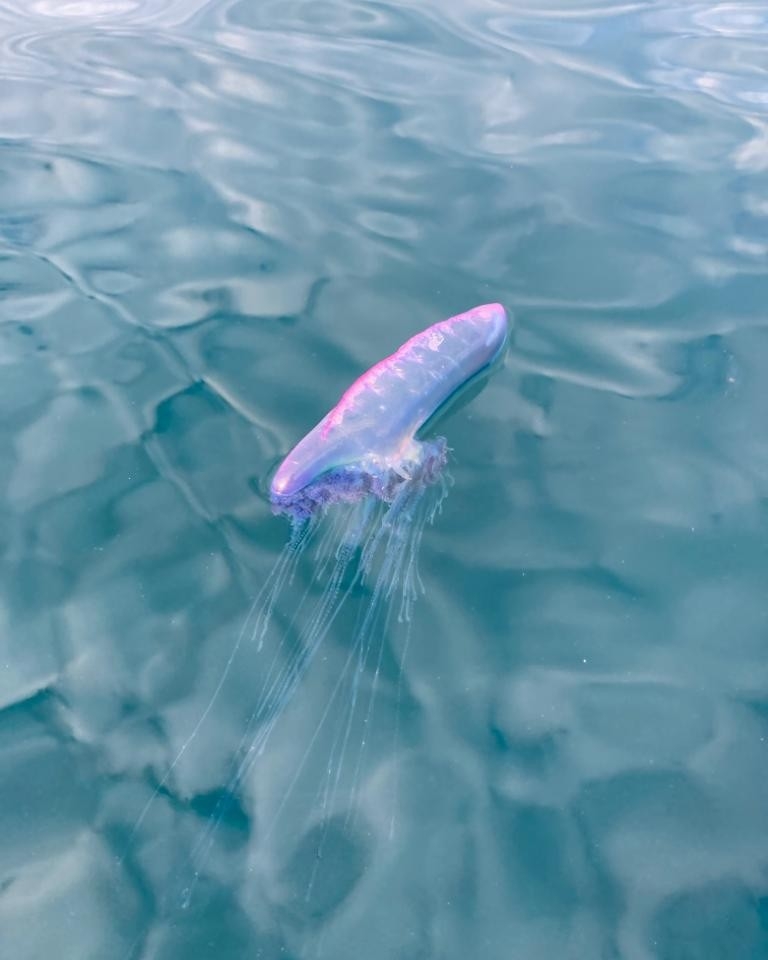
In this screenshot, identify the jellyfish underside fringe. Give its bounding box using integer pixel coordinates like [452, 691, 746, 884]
[272, 436, 448, 525]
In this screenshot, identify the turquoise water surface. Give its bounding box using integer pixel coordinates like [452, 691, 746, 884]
[2, 1, 768, 958]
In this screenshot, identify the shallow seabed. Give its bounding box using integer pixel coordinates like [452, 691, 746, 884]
[2, 1, 768, 958]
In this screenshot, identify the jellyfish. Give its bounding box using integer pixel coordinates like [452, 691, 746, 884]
[270, 301, 510, 521]
[131, 303, 509, 928]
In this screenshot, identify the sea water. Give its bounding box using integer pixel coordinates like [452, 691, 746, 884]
[1, 1, 767, 958]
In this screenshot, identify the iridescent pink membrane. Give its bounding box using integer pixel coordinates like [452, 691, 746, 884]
[270, 303, 509, 519]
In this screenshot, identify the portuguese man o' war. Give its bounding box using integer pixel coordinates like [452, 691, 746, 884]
[129, 304, 508, 927]
[271, 301, 509, 519]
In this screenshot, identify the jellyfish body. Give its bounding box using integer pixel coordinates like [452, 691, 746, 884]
[137, 304, 509, 920]
[270, 302, 509, 519]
